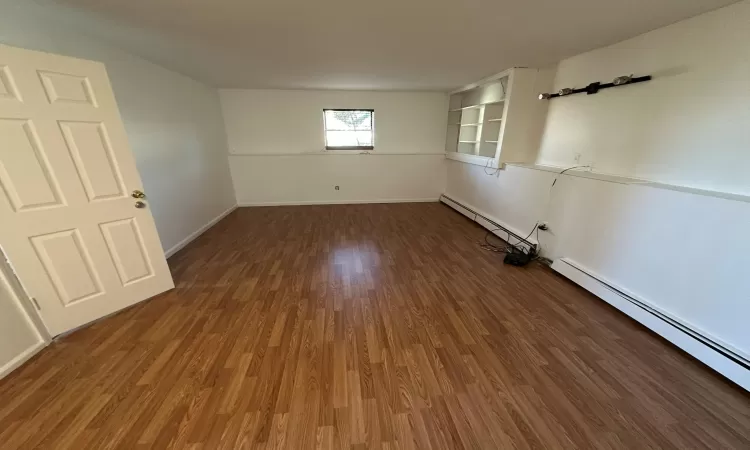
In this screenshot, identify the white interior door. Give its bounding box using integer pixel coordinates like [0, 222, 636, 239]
[0, 44, 174, 336]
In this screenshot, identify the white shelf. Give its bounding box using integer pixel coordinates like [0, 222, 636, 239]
[445, 68, 547, 168]
[445, 151, 495, 167]
[230, 152, 445, 156]
[448, 99, 506, 112]
[449, 105, 481, 112]
[506, 163, 750, 203]
[507, 164, 649, 184]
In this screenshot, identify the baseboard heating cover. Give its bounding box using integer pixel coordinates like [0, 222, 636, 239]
[552, 257, 750, 391]
[439, 194, 537, 253]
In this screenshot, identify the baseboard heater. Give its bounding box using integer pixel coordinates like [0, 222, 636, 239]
[552, 258, 750, 391]
[439, 194, 537, 253]
[440, 194, 749, 390]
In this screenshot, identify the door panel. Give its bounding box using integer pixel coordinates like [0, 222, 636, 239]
[100, 218, 154, 286]
[30, 229, 104, 305]
[0, 44, 174, 336]
[0, 118, 64, 211]
[59, 121, 126, 201]
[38, 71, 97, 106]
[0, 65, 21, 101]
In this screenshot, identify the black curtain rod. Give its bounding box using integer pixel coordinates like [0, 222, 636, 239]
[539, 75, 652, 100]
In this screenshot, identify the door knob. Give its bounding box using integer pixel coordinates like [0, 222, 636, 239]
[134, 201, 146, 209]
[131, 190, 146, 199]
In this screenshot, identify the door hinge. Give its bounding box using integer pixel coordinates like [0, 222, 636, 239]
[30, 297, 41, 311]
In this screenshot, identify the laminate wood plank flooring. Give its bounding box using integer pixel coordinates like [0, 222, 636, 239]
[1, 203, 748, 449]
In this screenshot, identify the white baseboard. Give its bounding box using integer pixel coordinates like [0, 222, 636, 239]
[0, 341, 45, 380]
[552, 257, 750, 391]
[440, 193, 538, 250]
[237, 198, 439, 207]
[164, 204, 238, 258]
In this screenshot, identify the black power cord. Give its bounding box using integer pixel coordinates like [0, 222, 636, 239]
[483, 157, 501, 176]
[519, 164, 590, 257]
[479, 224, 536, 256]
[478, 164, 590, 263]
[479, 229, 514, 253]
[551, 165, 590, 187]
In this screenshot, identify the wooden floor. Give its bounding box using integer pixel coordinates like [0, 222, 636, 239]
[1, 203, 748, 449]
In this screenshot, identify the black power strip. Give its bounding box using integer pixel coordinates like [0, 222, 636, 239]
[504, 249, 534, 266]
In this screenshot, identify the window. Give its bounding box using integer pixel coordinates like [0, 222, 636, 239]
[323, 109, 374, 150]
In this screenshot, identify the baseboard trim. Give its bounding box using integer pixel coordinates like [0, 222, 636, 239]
[552, 257, 750, 391]
[237, 198, 439, 207]
[440, 193, 538, 251]
[164, 205, 238, 258]
[0, 341, 45, 380]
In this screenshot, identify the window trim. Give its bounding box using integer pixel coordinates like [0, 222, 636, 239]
[323, 109, 374, 150]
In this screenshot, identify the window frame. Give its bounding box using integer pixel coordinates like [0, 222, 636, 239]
[323, 108, 375, 150]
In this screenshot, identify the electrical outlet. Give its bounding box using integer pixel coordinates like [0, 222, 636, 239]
[334, 186, 340, 190]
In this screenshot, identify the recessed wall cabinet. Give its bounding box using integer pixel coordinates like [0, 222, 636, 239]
[445, 68, 551, 168]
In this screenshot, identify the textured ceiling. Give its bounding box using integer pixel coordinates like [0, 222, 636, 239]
[16, 0, 741, 90]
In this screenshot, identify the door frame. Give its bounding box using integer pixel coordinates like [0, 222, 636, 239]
[0, 246, 51, 379]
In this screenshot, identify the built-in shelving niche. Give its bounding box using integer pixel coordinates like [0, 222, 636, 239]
[445, 68, 550, 168]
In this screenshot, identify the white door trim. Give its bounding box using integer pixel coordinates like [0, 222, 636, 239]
[0, 255, 50, 380]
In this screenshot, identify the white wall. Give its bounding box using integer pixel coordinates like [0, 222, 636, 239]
[445, 1, 750, 383]
[447, 160, 750, 363]
[0, 2, 237, 255]
[538, 1, 750, 196]
[221, 89, 448, 205]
